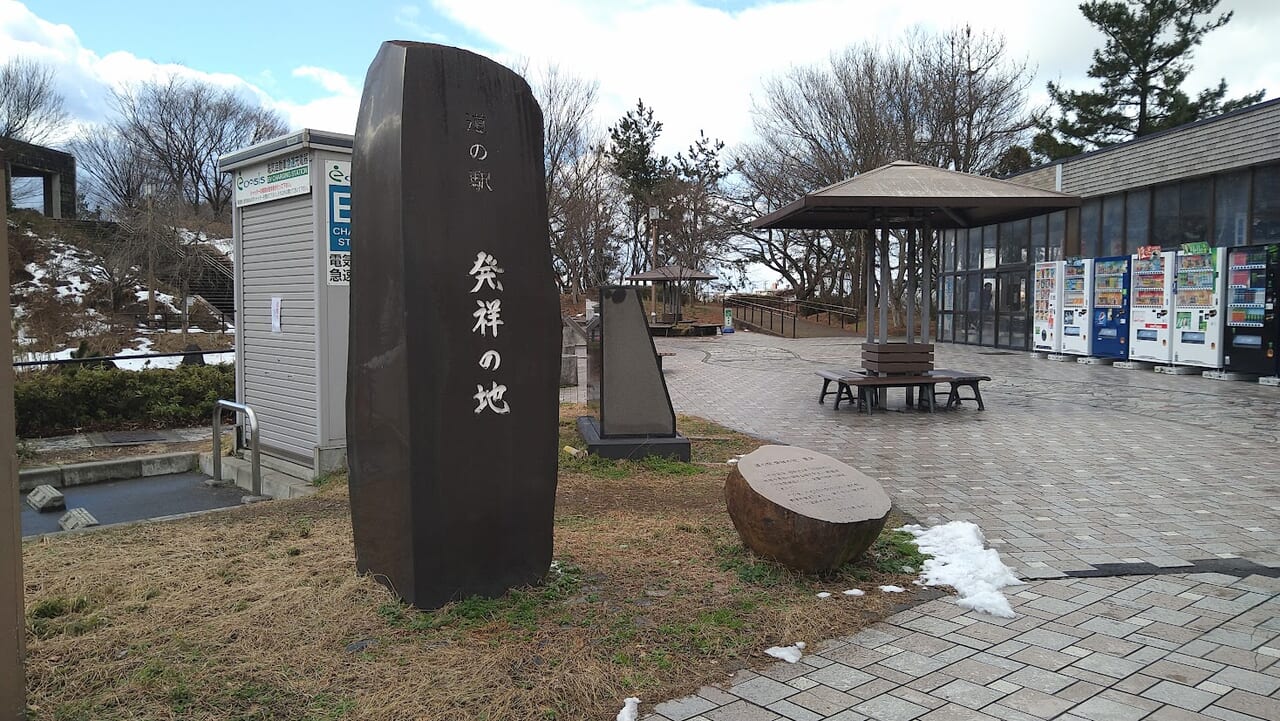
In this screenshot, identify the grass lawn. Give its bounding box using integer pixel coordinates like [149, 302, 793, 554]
[21, 404, 932, 721]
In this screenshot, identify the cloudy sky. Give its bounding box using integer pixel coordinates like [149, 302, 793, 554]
[4, 0, 1280, 157]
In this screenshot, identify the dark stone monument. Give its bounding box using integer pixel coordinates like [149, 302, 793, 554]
[576, 286, 690, 460]
[179, 342, 206, 366]
[725, 445, 891, 572]
[347, 42, 559, 609]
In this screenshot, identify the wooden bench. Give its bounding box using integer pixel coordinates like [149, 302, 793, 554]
[817, 370, 939, 414]
[927, 369, 991, 410]
[817, 368, 992, 414]
[657, 351, 675, 370]
[816, 369, 859, 409]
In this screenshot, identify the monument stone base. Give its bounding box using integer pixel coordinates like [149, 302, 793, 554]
[576, 416, 691, 461]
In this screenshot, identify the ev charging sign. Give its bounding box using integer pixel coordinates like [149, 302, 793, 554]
[326, 161, 351, 285]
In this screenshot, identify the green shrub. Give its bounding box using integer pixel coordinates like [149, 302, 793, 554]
[14, 364, 235, 436]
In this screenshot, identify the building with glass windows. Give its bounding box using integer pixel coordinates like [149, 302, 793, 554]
[937, 98, 1280, 350]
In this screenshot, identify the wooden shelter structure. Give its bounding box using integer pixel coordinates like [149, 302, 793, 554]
[625, 264, 718, 324]
[753, 161, 1079, 376]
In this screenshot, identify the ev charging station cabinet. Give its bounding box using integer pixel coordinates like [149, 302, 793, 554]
[219, 129, 352, 477]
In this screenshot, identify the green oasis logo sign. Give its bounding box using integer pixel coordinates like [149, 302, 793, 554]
[234, 151, 312, 207]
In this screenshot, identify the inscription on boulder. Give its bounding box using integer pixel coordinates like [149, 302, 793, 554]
[726, 445, 891, 572]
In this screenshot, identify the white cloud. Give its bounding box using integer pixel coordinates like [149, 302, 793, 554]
[0, 0, 288, 140]
[423, 0, 1280, 154]
[275, 67, 360, 135]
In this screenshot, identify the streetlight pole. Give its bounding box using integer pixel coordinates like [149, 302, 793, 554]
[648, 206, 660, 323]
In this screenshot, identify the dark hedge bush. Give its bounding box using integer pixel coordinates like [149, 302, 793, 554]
[15, 364, 235, 437]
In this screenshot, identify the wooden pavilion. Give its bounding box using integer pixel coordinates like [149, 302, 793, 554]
[753, 160, 1079, 376]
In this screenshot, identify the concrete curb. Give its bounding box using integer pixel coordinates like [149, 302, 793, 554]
[18, 452, 199, 492]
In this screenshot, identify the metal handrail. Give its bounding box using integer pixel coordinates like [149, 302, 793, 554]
[723, 296, 799, 337]
[213, 399, 260, 497]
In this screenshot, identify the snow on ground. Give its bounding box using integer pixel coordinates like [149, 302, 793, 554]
[615, 697, 640, 721]
[112, 337, 233, 370]
[23, 241, 94, 300]
[899, 521, 1025, 619]
[765, 641, 806, 663]
[12, 233, 234, 368]
[842, 588, 865, 596]
[134, 289, 182, 314]
[208, 236, 234, 262]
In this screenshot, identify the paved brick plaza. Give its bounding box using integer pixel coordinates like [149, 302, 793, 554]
[642, 334, 1280, 721]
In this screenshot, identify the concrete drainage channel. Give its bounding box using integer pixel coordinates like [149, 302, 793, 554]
[18, 452, 316, 538]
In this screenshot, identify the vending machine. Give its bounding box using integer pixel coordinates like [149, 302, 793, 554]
[1171, 245, 1226, 368]
[1090, 256, 1130, 360]
[1061, 258, 1093, 355]
[1224, 243, 1279, 375]
[1033, 261, 1064, 353]
[1128, 249, 1175, 363]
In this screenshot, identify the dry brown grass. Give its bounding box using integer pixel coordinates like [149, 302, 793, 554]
[22, 407, 930, 721]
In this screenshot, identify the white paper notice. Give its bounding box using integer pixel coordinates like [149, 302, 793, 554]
[271, 296, 282, 333]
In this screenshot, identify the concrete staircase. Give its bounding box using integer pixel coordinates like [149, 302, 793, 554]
[198, 451, 317, 500]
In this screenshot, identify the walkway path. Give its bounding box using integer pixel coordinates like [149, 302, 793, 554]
[642, 333, 1279, 721]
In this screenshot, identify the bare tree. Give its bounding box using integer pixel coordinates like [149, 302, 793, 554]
[111, 76, 289, 219]
[921, 26, 1039, 174]
[0, 58, 68, 144]
[733, 26, 1037, 324]
[532, 65, 626, 299]
[70, 124, 158, 214]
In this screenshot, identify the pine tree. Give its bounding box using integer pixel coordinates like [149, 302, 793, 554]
[605, 100, 671, 275]
[1034, 0, 1264, 160]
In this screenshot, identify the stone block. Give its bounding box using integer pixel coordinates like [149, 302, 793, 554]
[25, 484, 65, 512]
[58, 508, 99, 531]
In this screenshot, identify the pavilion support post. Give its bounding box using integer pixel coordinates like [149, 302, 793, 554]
[876, 216, 891, 407]
[864, 227, 874, 344]
[878, 220, 889, 346]
[906, 225, 915, 345]
[922, 220, 932, 345]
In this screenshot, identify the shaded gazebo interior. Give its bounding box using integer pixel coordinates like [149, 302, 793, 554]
[626, 264, 718, 324]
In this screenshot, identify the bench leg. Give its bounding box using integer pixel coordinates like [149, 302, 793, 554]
[819, 378, 832, 404]
[972, 383, 985, 411]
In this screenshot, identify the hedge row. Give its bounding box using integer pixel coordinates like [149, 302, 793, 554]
[15, 364, 235, 437]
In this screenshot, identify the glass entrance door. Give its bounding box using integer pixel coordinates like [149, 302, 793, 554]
[997, 271, 1030, 349]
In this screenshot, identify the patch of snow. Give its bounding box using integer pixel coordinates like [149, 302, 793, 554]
[134, 289, 181, 313]
[208, 236, 234, 262]
[765, 641, 806, 663]
[816, 591, 832, 598]
[878, 585, 906, 593]
[842, 589, 865, 596]
[899, 521, 1025, 619]
[615, 697, 639, 721]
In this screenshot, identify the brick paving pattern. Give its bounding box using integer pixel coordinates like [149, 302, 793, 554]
[627, 334, 1279, 721]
